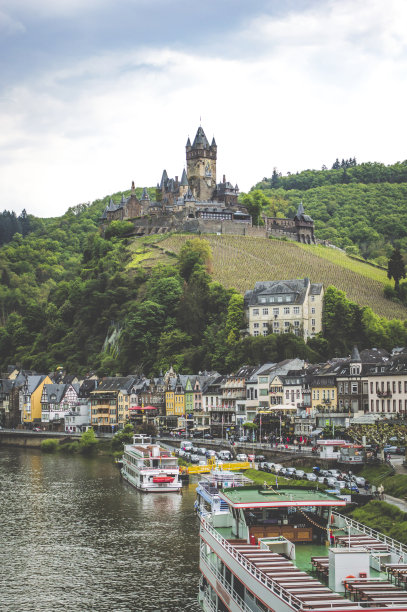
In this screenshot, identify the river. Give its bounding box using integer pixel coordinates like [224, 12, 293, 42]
[0, 447, 201, 612]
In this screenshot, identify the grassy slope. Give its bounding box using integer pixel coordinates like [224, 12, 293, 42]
[148, 234, 406, 319]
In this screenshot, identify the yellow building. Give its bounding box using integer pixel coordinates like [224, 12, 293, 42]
[311, 384, 337, 413]
[117, 389, 131, 428]
[22, 375, 52, 423]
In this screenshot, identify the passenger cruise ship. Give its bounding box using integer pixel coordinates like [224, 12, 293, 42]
[121, 435, 182, 493]
[198, 483, 407, 611]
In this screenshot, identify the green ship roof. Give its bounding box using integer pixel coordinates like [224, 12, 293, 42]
[219, 486, 346, 509]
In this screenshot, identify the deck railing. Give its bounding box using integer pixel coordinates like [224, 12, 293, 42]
[200, 548, 253, 612]
[332, 511, 407, 557]
[201, 515, 304, 610]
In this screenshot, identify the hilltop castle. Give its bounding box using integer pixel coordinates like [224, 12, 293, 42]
[101, 126, 251, 227]
[100, 126, 315, 242]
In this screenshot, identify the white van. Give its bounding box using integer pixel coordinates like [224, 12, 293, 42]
[219, 450, 233, 461]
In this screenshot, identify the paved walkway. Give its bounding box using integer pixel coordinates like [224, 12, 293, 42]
[384, 494, 407, 512]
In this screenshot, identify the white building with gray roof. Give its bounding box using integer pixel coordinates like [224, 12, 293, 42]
[244, 278, 323, 341]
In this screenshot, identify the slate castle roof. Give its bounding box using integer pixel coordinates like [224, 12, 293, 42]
[244, 278, 322, 308]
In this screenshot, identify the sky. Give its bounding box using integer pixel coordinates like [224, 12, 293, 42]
[1, 0, 407, 218]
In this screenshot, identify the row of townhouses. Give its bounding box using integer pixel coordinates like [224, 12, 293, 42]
[1, 347, 406, 436]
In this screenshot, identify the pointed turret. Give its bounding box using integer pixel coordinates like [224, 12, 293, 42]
[160, 169, 168, 188]
[120, 194, 126, 205]
[192, 126, 210, 149]
[186, 137, 191, 147]
[180, 168, 188, 186]
[141, 187, 150, 201]
[297, 201, 305, 216]
[211, 136, 217, 147]
[107, 197, 117, 211]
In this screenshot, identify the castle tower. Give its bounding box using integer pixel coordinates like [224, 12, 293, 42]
[186, 127, 217, 201]
[179, 168, 189, 197]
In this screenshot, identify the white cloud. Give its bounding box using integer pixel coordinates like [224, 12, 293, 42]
[1, 0, 407, 217]
[0, 9, 25, 34]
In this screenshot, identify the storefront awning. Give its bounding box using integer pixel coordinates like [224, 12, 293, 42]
[129, 405, 157, 410]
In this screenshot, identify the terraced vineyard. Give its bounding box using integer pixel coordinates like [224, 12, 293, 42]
[154, 234, 407, 319]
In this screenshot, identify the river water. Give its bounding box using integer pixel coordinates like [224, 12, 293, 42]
[0, 447, 200, 612]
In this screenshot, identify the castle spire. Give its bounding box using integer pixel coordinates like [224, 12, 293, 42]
[180, 168, 188, 186]
[192, 126, 209, 149]
[297, 201, 305, 216]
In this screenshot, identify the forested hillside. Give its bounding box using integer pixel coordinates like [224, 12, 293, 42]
[250, 160, 407, 263]
[0, 157, 406, 376]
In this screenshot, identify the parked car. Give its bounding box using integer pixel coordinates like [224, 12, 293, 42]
[219, 450, 233, 461]
[305, 472, 317, 482]
[178, 449, 185, 457]
[255, 455, 266, 463]
[335, 480, 347, 489]
[190, 454, 200, 463]
[327, 469, 341, 477]
[247, 454, 255, 462]
[206, 450, 216, 458]
[258, 462, 268, 472]
[272, 464, 283, 473]
[279, 468, 288, 477]
[294, 469, 305, 479]
[285, 467, 296, 477]
[203, 433, 212, 440]
[317, 476, 325, 483]
[383, 445, 398, 454]
[198, 447, 207, 456]
[181, 442, 193, 451]
[352, 476, 366, 487]
[396, 447, 406, 455]
[236, 453, 248, 462]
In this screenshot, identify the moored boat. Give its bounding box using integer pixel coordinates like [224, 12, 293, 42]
[121, 434, 182, 493]
[198, 483, 407, 611]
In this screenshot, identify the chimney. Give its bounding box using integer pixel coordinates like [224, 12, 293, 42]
[131, 181, 135, 194]
[223, 174, 226, 183]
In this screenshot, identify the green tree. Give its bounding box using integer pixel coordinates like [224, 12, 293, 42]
[225, 294, 244, 342]
[387, 247, 406, 294]
[79, 427, 98, 454]
[178, 238, 213, 280]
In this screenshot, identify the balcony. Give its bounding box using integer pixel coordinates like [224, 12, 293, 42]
[377, 390, 392, 398]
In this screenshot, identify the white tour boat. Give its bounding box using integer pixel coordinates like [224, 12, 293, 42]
[198, 482, 407, 612]
[121, 434, 182, 493]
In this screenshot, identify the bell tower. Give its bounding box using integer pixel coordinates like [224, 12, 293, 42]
[186, 127, 217, 201]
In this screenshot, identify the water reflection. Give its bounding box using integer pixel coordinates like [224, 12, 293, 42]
[0, 448, 200, 611]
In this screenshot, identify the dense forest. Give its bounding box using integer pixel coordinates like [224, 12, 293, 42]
[245, 159, 407, 264]
[0, 158, 406, 376]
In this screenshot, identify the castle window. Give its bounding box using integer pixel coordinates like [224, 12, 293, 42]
[263, 330, 268, 336]
[277, 296, 283, 302]
[273, 308, 279, 316]
[311, 307, 315, 314]
[253, 323, 259, 329]
[253, 309, 259, 316]
[311, 318, 315, 326]
[262, 323, 268, 328]
[283, 307, 290, 314]
[253, 331, 259, 337]
[262, 308, 269, 315]
[293, 307, 300, 314]
[311, 295, 315, 302]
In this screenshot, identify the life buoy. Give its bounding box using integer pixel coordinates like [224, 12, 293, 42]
[344, 575, 355, 589]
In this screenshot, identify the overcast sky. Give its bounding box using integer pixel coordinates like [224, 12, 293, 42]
[1, 0, 407, 218]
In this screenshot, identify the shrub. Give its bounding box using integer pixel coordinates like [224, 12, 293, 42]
[41, 439, 59, 453]
[79, 427, 98, 455]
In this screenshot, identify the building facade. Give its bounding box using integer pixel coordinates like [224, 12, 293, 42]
[244, 278, 323, 341]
